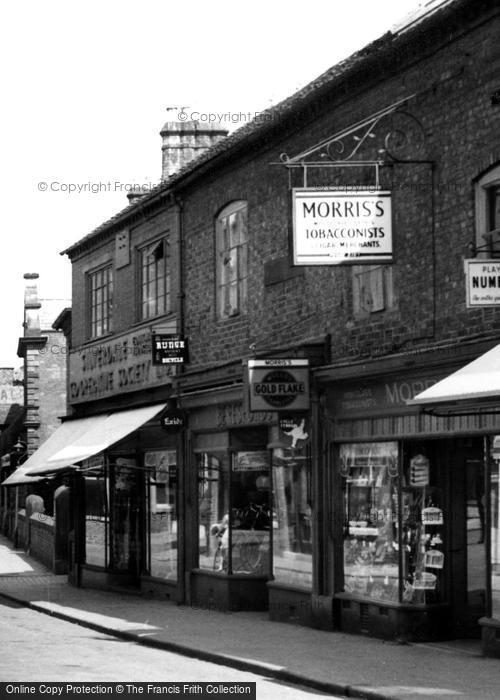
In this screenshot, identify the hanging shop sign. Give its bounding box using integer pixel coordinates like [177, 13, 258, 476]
[464, 259, 500, 307]
[292, 188, 392, 265]
[247, 359, 309, 412]
[152, 334, 188, 365]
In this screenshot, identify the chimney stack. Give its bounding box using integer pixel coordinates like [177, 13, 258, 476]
[160, 119, 228, 181]
[23, 273, 41, 337]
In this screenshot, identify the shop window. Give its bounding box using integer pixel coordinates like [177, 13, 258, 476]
[216, 201, 248, 319]
[84, 464, 108, 567]
[340, 442, 445, 605]
[352, 265, 394, 315]
[196, 447, 270, 576]
[139, 237, 170, 320]
[490, 437, 500, 617]
[146, 449, 178, 580]
[197, 451, 229, 571]
[271, 422, 312, 589]
[475, 166, 500, 255]
[87, 265, 113, 339]
[110, 457, 140, 573]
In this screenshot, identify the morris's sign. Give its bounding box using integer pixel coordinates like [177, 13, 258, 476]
[292, 188, 392, 265]
[247, 359, 309, 412]
[464, 259, 500, 307]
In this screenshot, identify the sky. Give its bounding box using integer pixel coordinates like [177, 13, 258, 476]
[0, 0, 426, 367]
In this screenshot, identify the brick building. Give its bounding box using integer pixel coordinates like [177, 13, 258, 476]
[1, 273, 69, 536]
[19, 0, 500, 651]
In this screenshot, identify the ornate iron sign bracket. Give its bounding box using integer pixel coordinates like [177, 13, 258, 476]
[275, 94, 428, 189]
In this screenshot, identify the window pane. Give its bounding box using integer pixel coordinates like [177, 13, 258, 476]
[491, 440, 500, 617]
[272, 436, 312, 588]
[341, 442, 399, 602]
[147, 450, 178, 581]
[197, 452, 229, 571]
[84, 470, 108, 567]
[230, 451, 270, 576]
[140, 239, 169, 320]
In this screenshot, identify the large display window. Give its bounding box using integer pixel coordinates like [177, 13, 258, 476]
[196, 432, 270, 576]
[271, 435, 312, 588]
[490, 439, 500, 618]
[146, 449, 178, 580]
[84, 463, 108, 567]
[341, 441, 446, 605]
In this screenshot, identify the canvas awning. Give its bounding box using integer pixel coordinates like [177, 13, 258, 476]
[1, 415, 104, 486]
[409, 343, 500, 407]
[2, 403, 166, 485]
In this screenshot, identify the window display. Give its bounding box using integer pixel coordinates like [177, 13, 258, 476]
[146, 450, 178, 580]
[230, 451, 270, 576]
[197, 447, 270, 575]
[197, 451, 229, 571]
[340, 442, 447, 605]
[341, 442, 399, 602]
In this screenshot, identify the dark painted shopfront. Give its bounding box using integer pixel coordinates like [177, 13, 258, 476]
[178, 356, 315, 616]
[314, 340, 498, 642]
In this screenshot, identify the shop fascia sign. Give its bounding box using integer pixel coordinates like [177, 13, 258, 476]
[464, 258, 500, 307]
[292, 187, 392, 265]
[247, 359, 310, 412]
[152, 333, 189, 365]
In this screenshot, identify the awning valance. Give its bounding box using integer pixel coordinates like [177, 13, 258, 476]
[2, 403, 166, 485]
[409, 343, 500, 407]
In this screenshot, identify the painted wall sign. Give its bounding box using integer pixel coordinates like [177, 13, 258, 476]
[292, 188, 392, 265]
[69, 328, 175, 404]
[328, 371, 445, 417]
[248, 359, 309, 412]
[464, 259, 500, 307]
[152, 333, 188, 365]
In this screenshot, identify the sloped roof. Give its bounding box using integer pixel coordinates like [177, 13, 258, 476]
[62, 0, 482, 258]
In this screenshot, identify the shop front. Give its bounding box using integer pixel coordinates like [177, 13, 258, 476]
[22, 403, 185, 602]
[182, 375, 314, 617]
[408, 342, 500, 655]
[316, 344, 499, 642]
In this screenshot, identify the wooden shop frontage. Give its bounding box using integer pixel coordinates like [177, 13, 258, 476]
[313, 338, 500, 643]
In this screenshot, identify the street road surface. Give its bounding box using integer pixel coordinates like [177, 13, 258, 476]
[0, 598, 341, 699]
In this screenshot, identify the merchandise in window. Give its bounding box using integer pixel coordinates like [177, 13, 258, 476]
[341, 442, 399, 602]
[146, 450, 178, 580]
[230, 451, 270, 576]
[340, 442, 446, 605]
[197, 451, 229, 571]
[216, 202, 248, 319]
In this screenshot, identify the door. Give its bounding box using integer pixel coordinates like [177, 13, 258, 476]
[449, 438, 487, 637]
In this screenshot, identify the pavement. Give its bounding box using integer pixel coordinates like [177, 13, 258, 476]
[0, 536, 499, 700]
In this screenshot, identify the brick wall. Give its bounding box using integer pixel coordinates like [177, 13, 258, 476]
[177, 9, 500, 368]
